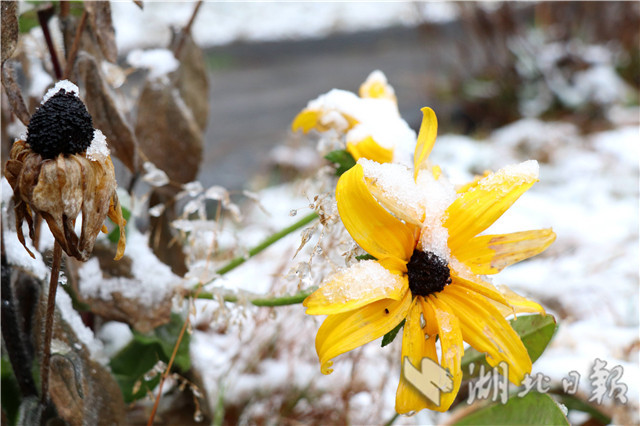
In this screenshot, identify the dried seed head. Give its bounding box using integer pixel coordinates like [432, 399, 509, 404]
[26, 89, 94, 159]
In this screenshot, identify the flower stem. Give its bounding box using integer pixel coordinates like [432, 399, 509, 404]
[215, 211, 318, 276]
[198, 288, 315, 307]
[40, 241, 62, 404]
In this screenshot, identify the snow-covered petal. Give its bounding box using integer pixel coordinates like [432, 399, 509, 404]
[346, 136, 393, 164]
[337, 163, 416, 262]
[360, 159, 425, 225]
[445, 160, 539, 252]
[303, 260, 407, 315]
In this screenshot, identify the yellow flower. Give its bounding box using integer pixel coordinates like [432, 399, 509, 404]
[303, 107, 555, 413]
[4, 82, 126, 261]
[291, 70, 414, 165]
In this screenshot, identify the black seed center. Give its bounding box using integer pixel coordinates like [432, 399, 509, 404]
[407, 249, 451, 297]
[26, 90, 94, 159]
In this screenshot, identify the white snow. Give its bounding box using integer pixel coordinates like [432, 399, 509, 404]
[55, 290, 107, 365]
[85, 129, 110, 161]
[126, 48, 179, 79]
[111, 3, 458, 52]
[78, 227, 180, 307]
[42, 80, 79, 103]
[316, 260, 404, 304]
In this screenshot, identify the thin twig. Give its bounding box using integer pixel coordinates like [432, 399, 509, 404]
[173, 0, 203, 59]
[216, 211, 318, 275]
[40, 241, 62, 404]
[63, 9, 88, 81]
[37, 5, 62, 80]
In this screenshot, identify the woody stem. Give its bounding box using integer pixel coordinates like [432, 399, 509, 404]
[40, 241, 62, 404]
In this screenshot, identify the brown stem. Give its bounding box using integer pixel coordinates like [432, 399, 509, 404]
[37, 5, 63, 80]
[40, 241, 62, 404]
[63, 9, 88, 81]
[146, 304, 191, 426]
[173, 0, 203, 59]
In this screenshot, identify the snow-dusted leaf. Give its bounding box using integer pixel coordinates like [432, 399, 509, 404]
[85, 2, 117, 63]
[204, 185, 229, 202]
[170, 30, 209, 131]
[142, 162, 170, 187]
[77, 53, 138, 172]
[135, 77, 202, 184]
[182, 181, 204, 197]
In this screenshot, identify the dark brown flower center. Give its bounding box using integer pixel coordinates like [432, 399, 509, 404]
[26, 90, 94, 159]
[407, 249, 451, 297]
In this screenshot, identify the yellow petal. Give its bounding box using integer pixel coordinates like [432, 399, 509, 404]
[427, 295, 464, 411]
[291, 108, 358, 133]
[359, 71, 398, 103]
[346, 136, 393, 164]
[337, 163, 416, 262]
[316, 289, 412, 374]
[491, 285, 546, 318]
[455, 170, 492, 194]
[396, 298, 439, 414]
[439, 285, 531, 385]
[445, 161, 539, 252]
[413, 107, 438, 181]
[449, 271, 509, 307]
[362, 160, 425, 226]
[454, 228, 556, 275]
[304, 260, 408, 315]
[107, 191, 127, 261]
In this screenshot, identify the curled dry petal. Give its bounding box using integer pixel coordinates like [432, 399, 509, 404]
[5, 139, 126, 261]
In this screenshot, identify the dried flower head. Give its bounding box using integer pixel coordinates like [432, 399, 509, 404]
[4, 81, 126, 261]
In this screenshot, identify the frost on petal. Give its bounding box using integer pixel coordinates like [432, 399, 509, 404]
[476, 160, 539, 194]
[359, 158, 424, 225]
[415, 168, 456, 260]
[142, 161, 170, 187]
[319, 260, 404, 305]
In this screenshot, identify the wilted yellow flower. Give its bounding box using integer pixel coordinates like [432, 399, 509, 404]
[291, 70, 414, 165]
[304, 107, 555, 413]
[4, 81, 126, 261]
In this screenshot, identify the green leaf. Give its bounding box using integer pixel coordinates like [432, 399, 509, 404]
[324, 150, 356, 176]
[1, 356, 21, 425]
[109, 313, 190, 402]
[108, 205, 131, 244]
[355, 254, 376, 261]
[454, 392, 569, 425]
[462, 314, 557, 379]
[381, 319, 405, 347]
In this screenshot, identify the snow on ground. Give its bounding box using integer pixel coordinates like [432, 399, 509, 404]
[111, 2, 457, 52]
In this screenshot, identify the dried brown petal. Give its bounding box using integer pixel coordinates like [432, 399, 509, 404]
[5, 139, 124, 261]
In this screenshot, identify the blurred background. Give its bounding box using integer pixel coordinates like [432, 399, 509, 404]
[106, 2, 639, 190]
